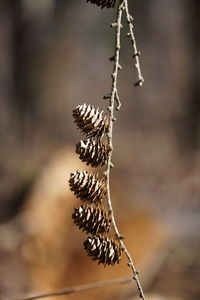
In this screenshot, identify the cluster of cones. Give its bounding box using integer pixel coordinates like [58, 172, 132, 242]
[69, 104, 122, 265]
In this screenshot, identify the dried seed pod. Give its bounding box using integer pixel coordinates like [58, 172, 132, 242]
[76, 139, 108, 167]
[72, 205, 111, 235]
[84, 236, 122, 265]
[86, 0, 117, 9]
[73, 104, 109, 138]
[69, 171, 106, 204]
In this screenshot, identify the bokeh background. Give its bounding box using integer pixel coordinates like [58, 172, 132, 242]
[0, 1, 200, 299]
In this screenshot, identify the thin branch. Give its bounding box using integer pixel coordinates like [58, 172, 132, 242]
[12, 278, 132, 300]
[104, 2, 147, 300]
[124, 0, 144, 87]
[104, 0, 123, 238]
[13, 4, 146, 300]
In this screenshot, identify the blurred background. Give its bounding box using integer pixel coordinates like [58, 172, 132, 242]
[0, 0, 200, 299]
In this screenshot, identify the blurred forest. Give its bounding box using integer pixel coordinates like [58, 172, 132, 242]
[0, 1, 200, 300]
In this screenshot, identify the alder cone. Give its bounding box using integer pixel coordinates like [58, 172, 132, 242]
[69, 171, 106, 204]
[84, 236, 122, 265]
[73, 104, 109, 138]
[72, 205, 111, 235]
[76, 139, 108, 167]
[86, 0, 117, 9]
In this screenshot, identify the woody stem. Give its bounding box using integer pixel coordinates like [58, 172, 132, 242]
[104, 2, 146, 299]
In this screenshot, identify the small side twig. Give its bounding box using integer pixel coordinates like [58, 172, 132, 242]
[115, 89, 121, 111]
[124, 0, 144, 87]
[11, 277, 132, 300]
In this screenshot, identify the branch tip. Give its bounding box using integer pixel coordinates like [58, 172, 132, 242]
[110, 22, 118, 28]
[109, 55, 115, 62]
[133, 51, 141, 58]
[118, 64, 122, 70]
[103, 93, 111, 100]
[110, 162, 114, 168]
[134, 78, 144, 87]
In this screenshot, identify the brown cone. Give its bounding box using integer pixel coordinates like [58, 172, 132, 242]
[72, 205, 111, 235]
[84, 236, 122, 265]
[69, 171, 106, 204]
[73, 104, 109, 138]
[76, 139, 108, 167]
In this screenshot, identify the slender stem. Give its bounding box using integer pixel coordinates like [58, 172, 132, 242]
[13, 3, 146, 300]
[12, 277, 132, 300]
[104, 1, 123, 239]
[124, 0, 144, 87]
[104, 2, 147, 300]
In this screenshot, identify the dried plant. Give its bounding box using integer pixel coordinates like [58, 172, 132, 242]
[69, 0, 146, 299]
[15, 1, 146, 300]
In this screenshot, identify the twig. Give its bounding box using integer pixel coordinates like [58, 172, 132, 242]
[13, 3, 146, 300]
[11, 277, 132, 300]
[104, 0, 123, 237]
[124, 0, 144, 87]
[104, 2, 147, 300]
